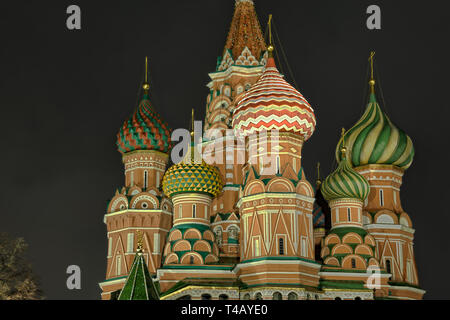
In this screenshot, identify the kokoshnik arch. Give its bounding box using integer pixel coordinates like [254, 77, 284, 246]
[98, 0, 425, 300]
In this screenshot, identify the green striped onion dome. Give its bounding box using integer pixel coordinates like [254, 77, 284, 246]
[162, 147, 223, 198]
[321, 155, 370, 202]
[117, 93, 172, 154]
[336, 93, 414, 170]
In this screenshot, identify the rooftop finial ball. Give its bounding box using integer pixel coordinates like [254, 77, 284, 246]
[369, 80, 376, 87]
[143, 83, 150, 90]
[268, 45, 274, 52]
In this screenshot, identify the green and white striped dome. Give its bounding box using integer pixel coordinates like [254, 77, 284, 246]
[321, 155, 370, 202]
[336, 93, 414, 170]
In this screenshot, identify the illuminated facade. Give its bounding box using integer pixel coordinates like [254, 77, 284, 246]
[98, 0, 424, 300]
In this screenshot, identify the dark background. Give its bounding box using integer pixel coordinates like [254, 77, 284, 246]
[0, 0, 448, 299]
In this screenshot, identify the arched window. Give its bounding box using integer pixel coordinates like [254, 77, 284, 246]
[279, 238, 284, 255]
[351, 258, 356, 269]
[379, 189, 384, 206]
[215, 228, 223, 247]
[335, 297, 342, 301]
[287, 292, 298, 300]
[189, 256, 194, 265]
[276, 156, 280, 174]
[347, 208, 351, 221]
[144, 171, 148, 190]
[116, 256, 122, 275]
[156, 171, 160, 188]
[254, 292, 263, 300]
[192, 204, 196, 218]
[201, 294, 212, 300]
[386, 259, 392, 274]
[272, 292, 282, 300]
[243, 293, 250, 300]
[355, 297, 362, 300]
[177, 295, 192, 300]
[219, 294, 229, 300]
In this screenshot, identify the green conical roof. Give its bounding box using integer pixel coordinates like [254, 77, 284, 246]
[118, 249, 159, 300]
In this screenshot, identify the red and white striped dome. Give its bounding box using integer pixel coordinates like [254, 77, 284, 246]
[232, 57, 316, 140]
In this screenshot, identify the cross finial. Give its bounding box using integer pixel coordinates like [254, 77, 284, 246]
[368, 51, 376, 93]
[340, 128, 347, 158]
[143, 57, 150, 92]
[267, 14, 274, 57]
[191, 108, 195, 137]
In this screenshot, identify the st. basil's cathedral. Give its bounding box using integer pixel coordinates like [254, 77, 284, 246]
[98, 0, 425, 300]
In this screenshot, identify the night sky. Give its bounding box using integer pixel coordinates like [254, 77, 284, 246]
[1, 0, 449, 299]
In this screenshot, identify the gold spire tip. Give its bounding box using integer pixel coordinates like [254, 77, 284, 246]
[191, 108, 195, 134]
[316, 162, 321, 185]
[267, 14, 274, 55]
[368, 51, 376, 92]
[143, 56, 150, 91]
[340, 128, 347, 156]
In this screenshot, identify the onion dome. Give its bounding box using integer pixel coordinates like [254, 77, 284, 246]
[232, 57, 316, 140]
[336, 54, 414, 170]
[322, 144, 370, 202]
[162, 132, 223, 198]
[117, 58, 172, 155]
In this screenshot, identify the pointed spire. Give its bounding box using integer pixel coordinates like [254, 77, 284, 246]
[118, 231, 159, 300]
[368, 51, 376, 95]
[224, 0, 266, 60]
[316, 162, 321, 188]
[190, 108, 195, 138]
[267, 14, 274, 58]
[143, 56, 150, 94]
[340, 128, 347, 159]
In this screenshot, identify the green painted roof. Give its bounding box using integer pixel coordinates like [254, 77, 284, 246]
[118, 250, 159, 300]
[336, 92, 414, 170]
[321, 154, 370, 202]
[319, 279, 367, 290]
[117, 94, 172, 154]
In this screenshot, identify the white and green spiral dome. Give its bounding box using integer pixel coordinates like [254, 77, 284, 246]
[336, 93, 414, 170]
[321, 153, 370, 202]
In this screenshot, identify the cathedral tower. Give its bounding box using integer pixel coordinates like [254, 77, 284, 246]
[334, 53, 424, 299]
[203, 0, 268, 265]
[319, 132, 387, 299]
[99, 59, 173, 300]
[231, 32, 320, 296]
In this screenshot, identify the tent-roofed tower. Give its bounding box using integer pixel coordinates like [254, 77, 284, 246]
[205, 0, 267, 132]
[202, 0, 268, 263]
